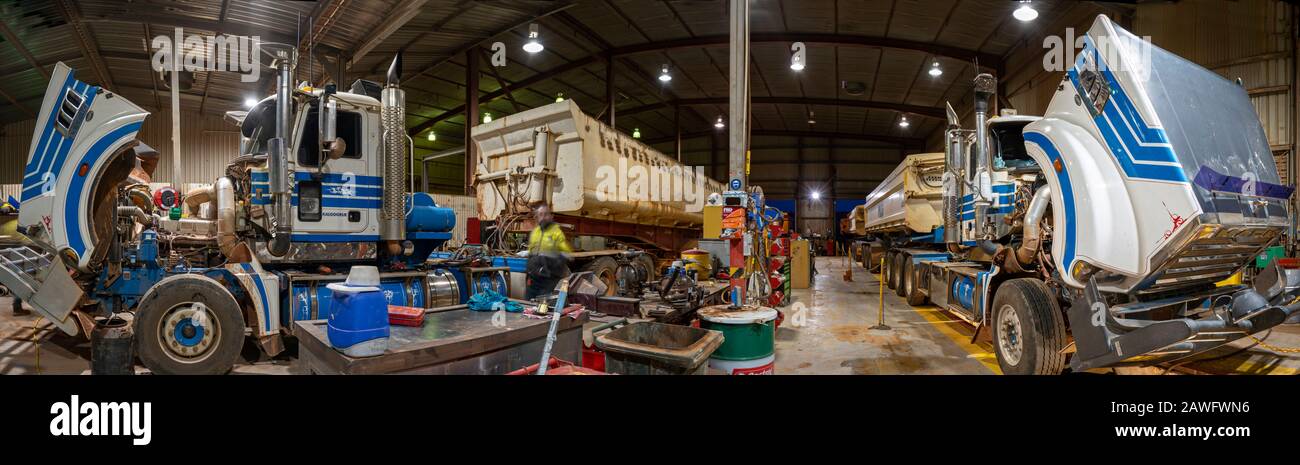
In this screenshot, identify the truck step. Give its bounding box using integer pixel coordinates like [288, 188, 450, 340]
[0, 244, 85, 336]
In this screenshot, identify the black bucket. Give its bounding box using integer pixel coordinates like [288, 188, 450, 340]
[91, 317, 135, 375]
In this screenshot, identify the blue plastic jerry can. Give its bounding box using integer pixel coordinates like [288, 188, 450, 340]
[325, 284, 389, 357]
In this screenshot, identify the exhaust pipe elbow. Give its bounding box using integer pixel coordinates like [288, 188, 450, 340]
[1014, 186, 1052, 266]
[215, 177, 252, 262]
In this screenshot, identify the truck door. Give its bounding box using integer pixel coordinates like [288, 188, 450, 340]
[290, 99, 379, 238]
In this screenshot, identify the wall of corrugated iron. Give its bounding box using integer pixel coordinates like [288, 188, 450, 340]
[429, 193, 476, 247]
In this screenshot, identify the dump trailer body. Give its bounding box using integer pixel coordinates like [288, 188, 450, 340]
[472, 101, 724, 230]
[862, 153, 945, 237]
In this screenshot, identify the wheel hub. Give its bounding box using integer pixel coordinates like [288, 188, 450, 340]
[161, 303, 219, 361]
[997, 304, 1024, 366]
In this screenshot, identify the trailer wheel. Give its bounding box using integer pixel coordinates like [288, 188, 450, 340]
[904, 260, 927, 306]
[894, 254, 909, 297]
[135, 274, 245, 375]
[582, 257, 620, 296]
[882, 251, 893, 290]
[634, 254, 658, 281]
[991, 279, 1068, 375]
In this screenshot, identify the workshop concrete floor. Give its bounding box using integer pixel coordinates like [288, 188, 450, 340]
[2, 255, 1299, 375]
[774, 256, 997, 374]
[772, 256, 1300, 375]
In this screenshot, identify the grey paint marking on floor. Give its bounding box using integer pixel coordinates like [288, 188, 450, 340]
[774, 257, 996, 375]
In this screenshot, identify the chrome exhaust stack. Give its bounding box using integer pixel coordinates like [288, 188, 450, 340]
[380, 54, 407, 242]
[971, 73, 997, 251]
[267, 47, 294, 257]
[941, 102, 962, 244]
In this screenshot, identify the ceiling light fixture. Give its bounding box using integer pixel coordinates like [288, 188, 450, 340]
[659, 64, 672, 82]
[555, 92, 564, 103]
[244, 97, 258, 108]
[632, 128, 642, 139]
[810, 190, 821, 200]
[807, 111, 816, 125]
[427, 132, 436, 142]
[482, 112, 493, 124]
[523, 23, 544, 53]
[1013, 1, 1038, 22]
[715, 115, 725, 129]
[928, 60, 943, 77]
[899, 115, 910, 128]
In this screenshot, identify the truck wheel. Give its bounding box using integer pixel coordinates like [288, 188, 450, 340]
[895, 254, 909, 297]
[904, 260, 927, 306]
[135, 274, 245, 375]
[991, 279, 1068, 375]
[582, 257, 619, 296]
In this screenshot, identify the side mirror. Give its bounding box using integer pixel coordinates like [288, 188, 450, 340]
[320, 97, 337, 146]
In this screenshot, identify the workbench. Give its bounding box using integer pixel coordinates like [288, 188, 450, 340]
[293, 304, 587, 374]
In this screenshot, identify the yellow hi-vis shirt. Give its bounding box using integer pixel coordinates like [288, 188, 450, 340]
[528, 223, 572, 255]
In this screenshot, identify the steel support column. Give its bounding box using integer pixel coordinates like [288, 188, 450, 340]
[464, 49, 480, 196]
[605, 55, 616, 127]
[727, 0, 749, 190]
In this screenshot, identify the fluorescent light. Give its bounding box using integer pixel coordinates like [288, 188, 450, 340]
[523, 24, 544, 53]
[482, 112, 492, 124]
[714, 116, 725, 129]
[427, 132, 436, 141]
[928, 61, 943, 77]
[244, 97, 258, 108]
[632, 128, 641, 139]
[659, 64, 672, 82]
[1013, 1, 1038, 22]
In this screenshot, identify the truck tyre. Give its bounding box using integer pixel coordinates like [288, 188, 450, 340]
[581, 257, 619, 296]
[904, 260, 927, 306]
[883, 251, 895, 289]
[894, 253, 909, 297]
[135, 274, 246, 375]
[991, 279, 1068, 375]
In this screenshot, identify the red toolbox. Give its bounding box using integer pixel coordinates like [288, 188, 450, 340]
[387, 305, 426, 327]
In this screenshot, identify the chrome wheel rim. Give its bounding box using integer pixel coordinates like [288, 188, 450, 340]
[997, 304, 1023, 366]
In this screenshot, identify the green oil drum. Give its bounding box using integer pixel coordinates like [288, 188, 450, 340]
[698, 305, 779, 375]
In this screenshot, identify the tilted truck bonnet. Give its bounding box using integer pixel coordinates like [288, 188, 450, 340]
[1024, 15, 1291, 292]
[0, 62, 150, 335]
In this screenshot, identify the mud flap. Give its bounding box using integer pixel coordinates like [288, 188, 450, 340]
[0, 245, 84, 335]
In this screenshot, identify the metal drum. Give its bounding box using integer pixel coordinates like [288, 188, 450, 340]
[425, 269, 461, 308]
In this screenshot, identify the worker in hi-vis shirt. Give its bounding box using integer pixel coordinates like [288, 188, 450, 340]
[524, 204, 572, 299]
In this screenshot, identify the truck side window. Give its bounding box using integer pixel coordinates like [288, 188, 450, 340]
[298, 104, 363, 166]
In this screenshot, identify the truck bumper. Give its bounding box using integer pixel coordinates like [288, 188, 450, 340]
[1068, 277, 1297, 372]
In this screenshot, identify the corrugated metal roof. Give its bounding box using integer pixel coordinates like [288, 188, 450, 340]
[3, 0, 1279, 198]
